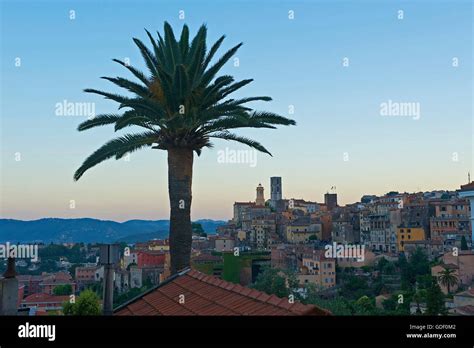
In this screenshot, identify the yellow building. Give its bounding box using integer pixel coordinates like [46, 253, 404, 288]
[286, 225, 316, 243]
[299, 254, 336, 289]
[397, 227, 425, 252]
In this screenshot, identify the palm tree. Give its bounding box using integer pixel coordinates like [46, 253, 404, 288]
[73, 22, 296, 274]
[412, 289, 426, 315]
[438, 268, 458, 294]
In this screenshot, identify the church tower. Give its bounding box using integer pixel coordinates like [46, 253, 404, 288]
[256, 183, 265, 206]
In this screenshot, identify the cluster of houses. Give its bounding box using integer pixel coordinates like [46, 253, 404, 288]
[188, 177, 474, 314]
[2, 240, 171, 316]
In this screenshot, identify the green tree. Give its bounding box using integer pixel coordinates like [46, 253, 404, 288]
[86, 282, 104, 299]
[341, 275, 369, 300]
[376, 257, 389, 272]
[416, 274, 434, 290]
[425, 278, 446, 316]
[114, 286, 148, 307]
[382, 262, 395, 275]
[399, 248, 430, 290]
[353, 295, 378, 315]
[304, 284, 352, 315]
[382, 296, 397, 311]
[252, 267, 295, 298]
[63, 289, 101, 315]
[73, 22, 295, 275]
[382, 292, 411, 315]
[53, 284, 73, 296]
[412, 289, 427, 315]
[192, 223, 207, 237]
[437, 268, 458, 294]
[409, 248, 430, 277]
[460, 236, 468, 250]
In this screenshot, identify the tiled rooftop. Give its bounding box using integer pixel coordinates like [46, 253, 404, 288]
[115, 268, 330, 316]
[22, 293, 70, 304]
[460, 182, 474, 191]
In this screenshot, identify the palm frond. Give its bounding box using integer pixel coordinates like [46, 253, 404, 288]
[198, 43, 242, 88]
[179, 24, 190, 59]
[101, 76, 150, 98]
[73, 132, 157, 180]
[77, 114, 122, 131]
[132, 38, 159, 77]
[209, 131, 272, 156]
[249, 111, 297, 126]
[114, 111, 157, 131]
[219, 79, 253, 99]
[203, 35, 225, 70]
[112, 59, 150, 86]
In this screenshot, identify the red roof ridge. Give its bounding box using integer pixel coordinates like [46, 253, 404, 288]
[185, 269, 329, 315]
[22, 293, 70, 303]
[114, 268, 331, 316]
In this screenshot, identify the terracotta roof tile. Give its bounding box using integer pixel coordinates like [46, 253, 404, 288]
[256, 293, 271, 302]
[247, 289, 262, 299]
[239, 287, 252, 296]
[114, 269, 330, 316]
[267, 295, 283, 306]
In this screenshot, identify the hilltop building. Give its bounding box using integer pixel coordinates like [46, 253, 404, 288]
[256, 183, 265, 206]
[271, 177, 282, 201]
[324, 193, 338, 210]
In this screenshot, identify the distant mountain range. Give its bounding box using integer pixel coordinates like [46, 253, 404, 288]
[0, 218, 226, 244]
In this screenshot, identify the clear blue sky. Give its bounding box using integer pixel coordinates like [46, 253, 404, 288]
[1, 0, 472, 221]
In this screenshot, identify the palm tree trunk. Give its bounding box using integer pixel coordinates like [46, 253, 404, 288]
[167, 148, 194, 275]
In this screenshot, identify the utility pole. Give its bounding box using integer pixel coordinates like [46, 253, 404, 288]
[99, 244, 120, 316]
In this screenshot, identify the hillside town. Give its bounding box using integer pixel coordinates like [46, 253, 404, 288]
[1, 177, 474, 316]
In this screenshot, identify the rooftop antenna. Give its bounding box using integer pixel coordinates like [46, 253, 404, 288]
[469, 172, 471, 183]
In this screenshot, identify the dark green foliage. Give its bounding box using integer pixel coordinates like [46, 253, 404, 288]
[398, 248, 430, 291]
[63, 289, 101, 315]
[192, 222, 206, 237]
[251, 267, 297, 299]
[353, 295, 377, 315]
[86, 282, 104, 299]
[340, 275, 370, 300]
[74, 22, 295, 181]
[39, 244, 86, 263]
[425, 278, 447, 315]
[382, 292, 411, 315]
[53, 284, 73, 296]
[438, 268, 458, 294]
[113, 280, 154, 308]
